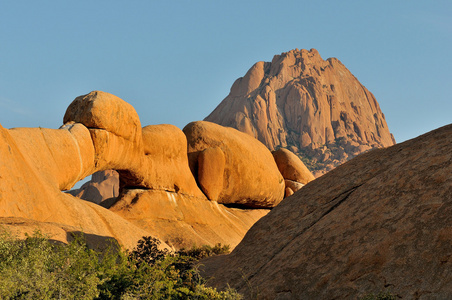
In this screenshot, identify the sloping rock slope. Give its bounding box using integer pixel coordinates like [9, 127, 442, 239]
[109, 190, 269, 249]
[205, 48, 396, 176]
[201, 124, 452, 299]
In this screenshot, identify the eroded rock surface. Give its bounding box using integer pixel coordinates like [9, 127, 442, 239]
[205, 48, 396, 176]
[201, 124, 452, 299]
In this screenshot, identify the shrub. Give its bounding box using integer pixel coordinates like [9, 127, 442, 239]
[177, 243, 230, 260]
[128, 235, 169, 266]
[0, 230, 241, 299]
[0, 230, 101, 299]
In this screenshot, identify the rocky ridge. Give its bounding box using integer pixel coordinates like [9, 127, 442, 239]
[205, 48, 396, 176]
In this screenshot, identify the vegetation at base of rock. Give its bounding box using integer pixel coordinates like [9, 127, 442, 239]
[0, 230, 241, 299]
[177, 243, 230, 260]
[361, 291, 397, 300]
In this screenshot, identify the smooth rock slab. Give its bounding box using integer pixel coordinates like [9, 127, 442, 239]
[201, 124, 452, 299]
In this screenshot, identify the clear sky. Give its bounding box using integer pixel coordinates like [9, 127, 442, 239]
[1, 0, 451, 143]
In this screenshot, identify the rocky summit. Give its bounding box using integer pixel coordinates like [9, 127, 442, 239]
[205, 48, 396, 176]
[201, 124, 452, 299]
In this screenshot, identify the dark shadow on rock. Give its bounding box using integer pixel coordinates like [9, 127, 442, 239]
[99, 196, 119, 209]
[66, 231, 121, 252]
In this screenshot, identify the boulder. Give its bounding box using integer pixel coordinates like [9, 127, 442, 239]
[272, 148, 315, 184]
[63, 91, 144, 175]
[9, 124, 95, 191]
[133, 124, 204, 197]
[183, 121, 285, 208]
[201, 124, 452, 299]
[64, 94, 204, 197]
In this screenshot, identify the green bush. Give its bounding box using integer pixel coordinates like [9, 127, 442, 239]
[177, 243, 230, 260]
[0, 230, 242, 300]
[0, 230, 101, 299]
[128, 236, 169, 266]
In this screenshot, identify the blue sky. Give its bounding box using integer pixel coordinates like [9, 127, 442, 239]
[1, 0, 451, 143]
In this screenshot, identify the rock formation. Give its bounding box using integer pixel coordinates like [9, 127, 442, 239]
[205, 48, 396, 176]
[201, 124, 452, 298]
[63, 91, 144, 183]
[105, 121, 275, 248]
[0, 91, 285, 249]
[0, 122, 150, 249]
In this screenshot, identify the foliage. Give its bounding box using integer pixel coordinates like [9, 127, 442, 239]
[361, 291, 397, 300]
[0, 230, 241, 300]
[0, 230, 101, 299]
[128, 235, 169, 265]
[177, 243, 230, 260]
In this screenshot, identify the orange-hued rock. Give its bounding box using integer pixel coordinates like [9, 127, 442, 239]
[109, 189, 269, 249]
[1, 90, 285, 251]
[201, 124, 452, 299]
[0, 123, 153, 249]
[183, 121, 285, 208]
[65, 93, 203, 198]
[63, 91, 143, 174]
[68, 170, 119, 205]
[197, 147, 225, 201]
[9, 124, 95, 191]
[134, 124, 205, 197]
[205, 49, 396, 176]
[272, 148, 315, 184]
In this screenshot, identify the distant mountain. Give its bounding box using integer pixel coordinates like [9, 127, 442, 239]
[205, 48, 395, 176]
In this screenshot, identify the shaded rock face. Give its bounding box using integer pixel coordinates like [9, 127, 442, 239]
[201, 124, 452, 299]
[205, 48, 396, 176]
[68, 170, 119, 205]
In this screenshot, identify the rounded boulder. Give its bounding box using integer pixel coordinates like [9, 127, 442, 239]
[183, 121, 284, 208]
